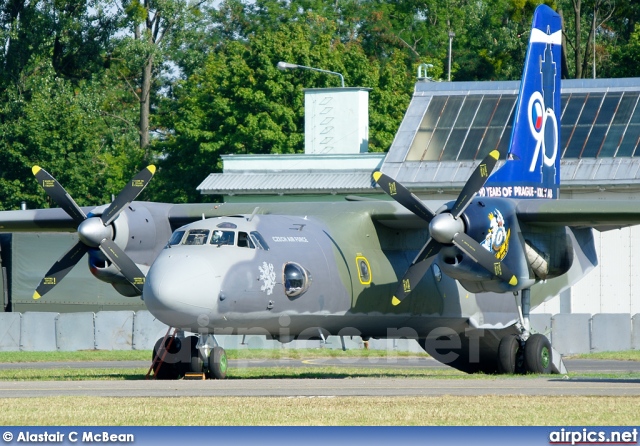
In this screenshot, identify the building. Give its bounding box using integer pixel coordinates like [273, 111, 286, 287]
[198, 77, 640, 317]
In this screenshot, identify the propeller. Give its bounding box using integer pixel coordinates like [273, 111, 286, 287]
[31, 165, 156, 299]
[374, 150, 517, 306]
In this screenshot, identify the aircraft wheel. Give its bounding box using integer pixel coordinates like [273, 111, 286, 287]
[152, 337, 180, 380]
[497, 334, 523, 374]
[524, 334, 552, 374]
[207, 346, 228, 380]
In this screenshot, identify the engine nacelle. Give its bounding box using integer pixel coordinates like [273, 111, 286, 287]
[521, 225, 574, 280]
[86, 202, 173, 297]
[437, 198, 574, 293]
[439, 198, 534, 293]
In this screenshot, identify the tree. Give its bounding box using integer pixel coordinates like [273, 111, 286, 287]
[0, 65, 143, 210]
[149, 11, 413, 202]
[0, 0, 142, 210]
[603, 23, 640, 78]
[110, 0, 213, 155]
[0, 0, 118, 86]
[559, 0, 614, 79]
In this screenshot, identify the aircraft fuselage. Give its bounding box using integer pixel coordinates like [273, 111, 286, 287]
[143, 199, 593, 343]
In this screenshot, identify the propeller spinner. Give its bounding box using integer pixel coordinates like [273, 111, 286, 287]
[374, 150, 517, 306]
[31, 165, 155, 299]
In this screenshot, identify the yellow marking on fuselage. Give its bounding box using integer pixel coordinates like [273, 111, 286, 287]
[355, 255, 372, 285]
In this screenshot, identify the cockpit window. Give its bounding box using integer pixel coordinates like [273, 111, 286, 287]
[238, 232, 255, 249]
[183, 229, 210, 245]
[250, 231, 269, 250]
[168, 230, 185, 246]
[210, 230, 235, 246]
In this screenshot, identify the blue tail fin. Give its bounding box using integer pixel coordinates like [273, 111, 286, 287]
[482, 5, 562, 200]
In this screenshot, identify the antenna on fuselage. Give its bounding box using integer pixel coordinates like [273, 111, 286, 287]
[248, 207, 260, 222]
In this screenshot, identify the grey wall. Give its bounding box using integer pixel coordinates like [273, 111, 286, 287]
[0, 311, 638, 355]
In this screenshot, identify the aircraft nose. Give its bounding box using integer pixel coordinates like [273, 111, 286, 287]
[143, 252, 220, 328]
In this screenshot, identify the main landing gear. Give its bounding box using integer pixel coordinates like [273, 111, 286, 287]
[496, 288, 563, 374]
[149, 330, 228, 380]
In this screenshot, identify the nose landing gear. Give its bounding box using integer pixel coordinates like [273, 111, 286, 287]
[149, 330, 228, 380]
[208, 346, 228, 379]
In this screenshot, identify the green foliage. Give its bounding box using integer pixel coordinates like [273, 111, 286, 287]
[601, 24, 640, 78]
[1, 0, 640, 206]
[150, 12, 413, 202]
[123, 0, 148, 25]
[0, 63, 143, 210]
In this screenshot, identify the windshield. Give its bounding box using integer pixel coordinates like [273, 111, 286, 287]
[183, 229, 210, 245]
[168, 230, 185, 246]
[210, 230, 235, 246]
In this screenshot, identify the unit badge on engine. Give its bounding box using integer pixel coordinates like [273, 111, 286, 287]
[481, 209, 510, 260]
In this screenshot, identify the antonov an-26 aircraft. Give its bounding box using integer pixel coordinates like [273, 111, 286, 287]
[2, 5, 640, 378]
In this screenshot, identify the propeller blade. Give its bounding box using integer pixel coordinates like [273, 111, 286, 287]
[101, 165, 156, 226]
[32, 166, 87, 225]
[373, 171, 435, 223]
[33, 241, 89, 299]
[392, 239, 442, 306]
[99, 238, 145, 293]
[450, 150, 500, 218]
[452, 231, 518, 286]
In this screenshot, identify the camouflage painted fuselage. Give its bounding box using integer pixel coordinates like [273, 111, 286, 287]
[143, 199, 597, 362]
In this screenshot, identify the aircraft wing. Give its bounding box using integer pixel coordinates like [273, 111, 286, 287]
[0, 207, 80, 232]
[167, 201, 434, 230]
[516, 199, 640, 231]
[369, 207, 431, 229]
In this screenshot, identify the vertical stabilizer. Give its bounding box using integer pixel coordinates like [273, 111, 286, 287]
[482, 5, 562, 200]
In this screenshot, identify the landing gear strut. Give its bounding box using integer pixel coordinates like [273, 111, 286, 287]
[496, 288, 560, 374]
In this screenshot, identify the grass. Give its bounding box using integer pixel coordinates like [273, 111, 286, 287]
[0, 349, 639, 425]
[0, 366, 470, 381]
[1, 366, 639, 381]
[0, 349, 639, 381]
[3, 348, 639, 363]
[0, 348, 427, 363]
[0, 350, 151, 363]
[565, 350, 640, 361]
[1, 395, 639, 425]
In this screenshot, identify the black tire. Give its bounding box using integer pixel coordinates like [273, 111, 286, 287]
[497, 334, 523, 374]
[152, 337, 180, 380]
[207, 346, 228, 380]
[524, 334, 552, 374]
